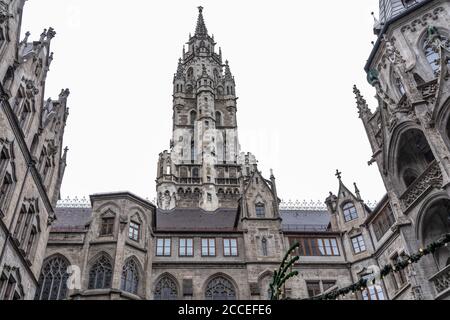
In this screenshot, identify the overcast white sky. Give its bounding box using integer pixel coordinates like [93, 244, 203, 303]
[21, 0, 386, 204]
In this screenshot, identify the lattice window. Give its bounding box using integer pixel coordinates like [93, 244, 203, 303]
[154, 276, 178, 300]
[88, 255, 112, 289]
[255, 203, 266, 218]
[121, 259, 139, 295]
[128, 221, 140, 241]
[35, 256, 70, 300]
[343, 202, 358, 222]
[205, 276, 236, 300]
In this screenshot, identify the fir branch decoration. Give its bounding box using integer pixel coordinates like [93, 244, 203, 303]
[270, 241, 300, 300]
[307, 233, 450, 300]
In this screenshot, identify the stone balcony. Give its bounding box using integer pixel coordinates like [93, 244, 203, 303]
[429, 264, 450, 299]
[400, 160, 442, 212]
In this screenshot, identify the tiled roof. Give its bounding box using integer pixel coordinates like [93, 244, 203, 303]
[155, 208, 239, 231]
[52, 207, 92, 232]
[280, 209, 330, 232]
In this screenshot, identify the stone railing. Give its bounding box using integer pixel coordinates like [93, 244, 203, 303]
[400, 160, 442, 211]
[418, 79, 438, 100]
[279, 200, 378, 211]
[215, 178, 239, 185]
[282, 224, 329, 232]
[430, 264, 450, 297]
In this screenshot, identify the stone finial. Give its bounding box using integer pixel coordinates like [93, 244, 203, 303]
[354, 182, 361, 200]
[353, 85, 372, 119]
[47, 27, 56, 40]
[335, 169, 342, 181]
[195, 6, 208, 36]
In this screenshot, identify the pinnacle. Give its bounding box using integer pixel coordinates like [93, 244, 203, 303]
[195, 6, 208, 36]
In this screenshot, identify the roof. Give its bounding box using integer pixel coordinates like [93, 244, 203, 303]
[155, 208, 239, 232]
[52, 207, 92, 232]
[280, 209, 331, 233]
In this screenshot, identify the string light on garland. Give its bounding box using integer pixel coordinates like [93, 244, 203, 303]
[270, 242, 300, 301]
[306, 233, 450, 300]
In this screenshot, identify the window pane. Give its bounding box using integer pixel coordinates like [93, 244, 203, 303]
[330, 239, 339, 256]
[317, 239, 325, 255]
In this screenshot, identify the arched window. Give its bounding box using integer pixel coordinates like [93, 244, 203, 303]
[0, 172, 13, 210]
[154, 276, 178, 300]
[395, 75, 406, 96]
[191, 139, 195, 162]
[343, 202, 358, 222]
[88, 255, 113, 289]
[215, 111, 222, 126]
[262, 238, 268, 256]
[205, 276, 236, 300]
[121, 259, 139, 295]
[255, 203, 266, 218]
[35, 256, 70, 300]
[190, 110, 197, 126]
[423, 43, 440, 74]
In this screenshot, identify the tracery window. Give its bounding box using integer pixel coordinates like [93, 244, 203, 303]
[0, 172, 13, 210]
[424, 43, 441, 74]
[205, 276, 236, 300]
[154, 276, 178, 300]
[35, 256, 70, 300]
[121, 259, 139, 295]
[88, 255, 113, 289]
[100, 217, 114, 236]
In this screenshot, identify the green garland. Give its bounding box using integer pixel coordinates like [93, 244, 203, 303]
[307, 233, 450, 300]
[270, 242, 300, 300]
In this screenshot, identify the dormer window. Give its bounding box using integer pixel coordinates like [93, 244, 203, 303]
[128, 221, 140, 242]
[343, 202, 358, 222]
[255, 203, 266, 218]
[100, 217, 114, 236]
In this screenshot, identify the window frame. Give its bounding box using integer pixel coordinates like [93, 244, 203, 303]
[223, 238, 238, 257]
[342, 202, 358, 222]
[351, 235, 367, 254]
[156, 238, 172, 257]
[100, 217, 115, 236]
[179, 238, 194, 257]
[128, 221, 140, 242]
[291, 237, 340, 257]
[201, 238, 216, 257]
[255, 203, 266, 218]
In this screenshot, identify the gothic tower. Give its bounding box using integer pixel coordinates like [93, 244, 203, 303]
[156, 7, 259, 211]
[356, 0, 450, 299]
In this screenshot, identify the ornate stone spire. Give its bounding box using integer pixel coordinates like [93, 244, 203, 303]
[353, 85, 372, 119]
[195, 6, 208, 36]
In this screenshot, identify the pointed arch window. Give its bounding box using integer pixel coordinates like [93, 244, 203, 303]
[255, 203, 266, 218]
[88, 255, 113, 289]
[121, 259, 139, 295]
[154, 276, 178, 300]
[262, 238, 268, 257]
[343, 202, 358, 222]
[215, 111, 222, 126]
[423, 43, 440, 74]
[35, 256, 70, 300]
[205, 276, 236, 300]
[190, 110, 197, 126]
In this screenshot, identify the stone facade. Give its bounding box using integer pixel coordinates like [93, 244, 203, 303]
[0, 0, 70, 300]
[3, 0, 450, 301]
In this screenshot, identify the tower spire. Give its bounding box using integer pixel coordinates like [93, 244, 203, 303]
[195, 6, 208, 36]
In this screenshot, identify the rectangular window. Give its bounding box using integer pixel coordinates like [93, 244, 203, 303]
[391, 253, 408, 289]
[291, 238, 340, 257]
[223, 238, 238, 256]
[362, 285, 385, 301]
[179, 238, 194, 257]
[156, 238, 171, 256]
[201, 238, 216, 256]
[100, 218, 114, 236]
[306, 281, 321, 298]
[351, 235, 366, 254]
[255, 204, 266, 218]
[322, 281, 336, 292]
[128, 222, 140, 241]
[373, 205, 396, 241]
